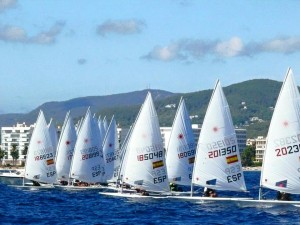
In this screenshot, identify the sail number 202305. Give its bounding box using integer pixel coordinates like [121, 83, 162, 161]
[275, 144, 300, 156]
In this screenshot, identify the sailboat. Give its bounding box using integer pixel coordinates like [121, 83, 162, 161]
[235, 68, 300, 206]
[166, 97, 196, 193]
[55, 111, 77, 184]
[23, 110, 57, 188]
[103, 116, 109, 133]
[67, 108, 106, 190]
[101, 92, 170, 197]
[169, 80, 250, 201]
[48, 118, 58, 152]
[102, 115, 120, 182]
[98, 116, 106, 145]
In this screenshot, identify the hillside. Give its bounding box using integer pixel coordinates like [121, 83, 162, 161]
[0, 79, 285, 138]
[0, 89, 175, 127]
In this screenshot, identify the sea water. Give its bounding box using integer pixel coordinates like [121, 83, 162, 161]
[0, 171, 300, 225]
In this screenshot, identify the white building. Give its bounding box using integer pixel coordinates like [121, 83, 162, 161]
[1, 123, 34, 165]
[255, 136, 266, 162]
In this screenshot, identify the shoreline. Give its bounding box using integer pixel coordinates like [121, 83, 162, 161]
[243, 166, 261, 171]
[1, 166, 262, 171]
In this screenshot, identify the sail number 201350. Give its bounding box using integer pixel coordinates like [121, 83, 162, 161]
[208, 145, 236, 158]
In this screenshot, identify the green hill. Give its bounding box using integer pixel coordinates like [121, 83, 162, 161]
[0, 79, 285, 138]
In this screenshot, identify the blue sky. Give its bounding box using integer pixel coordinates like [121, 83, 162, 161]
[1, 0, 300, 113]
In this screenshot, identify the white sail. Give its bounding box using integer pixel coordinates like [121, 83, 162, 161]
[121, 92, 170, 192]
[70, 108, 106, 183]
[75, 117, 84, 135]
[103, 116, 108, 133]
[48, 118, 58, 152]
[260, 68, 300, 194]
[25, 110, 57, 183]
[98, 116, 105, 145]
[166, 98, 196, 186]
[102, 115, 120, 182]
[192, 80, 246, 191]
[55, 111, 77, 181]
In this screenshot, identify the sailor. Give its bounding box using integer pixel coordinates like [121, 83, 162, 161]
[276, 191, 292, 201]
[170, 182, 178, 191]
[203, 187, 217, 197]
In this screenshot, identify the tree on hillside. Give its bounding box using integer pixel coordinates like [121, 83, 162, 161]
[241, 145, 256, 166]
[0, 148, 5, 166]
[10, 144, 19, 166]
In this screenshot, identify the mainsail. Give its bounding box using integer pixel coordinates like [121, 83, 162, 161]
[69, 108, 106, 183]
[192, 80, 246, 191]
[48, 118, 58, 152]
[121, 92, 170, 192]
[166, 98, 196, 186]
[260, 68, 300, 194]
[102, 115, 120, 182]
[25, 110, 57, 184]
[55, 111, 77, 181]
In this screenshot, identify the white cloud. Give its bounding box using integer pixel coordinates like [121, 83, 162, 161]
[143, 36, 300, 63]
[0, 0, 16, 12]
[215, 37, 244, 57]
[0, 25, 26, 42]
[260, 37, 300, 54]
[97, 19, 146, 36]
[142, 44, 183, 61]
[0, 21, 65, 44]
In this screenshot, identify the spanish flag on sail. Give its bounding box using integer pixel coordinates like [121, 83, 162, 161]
[152, 160, 164, 169]
[188, 156, 195, 164]
[47, 158, 54, 165]
[226, 155, 238, 164]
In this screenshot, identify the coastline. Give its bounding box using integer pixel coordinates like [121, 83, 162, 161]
[1, 166, 262, 171]
[243, 166, 261, 171]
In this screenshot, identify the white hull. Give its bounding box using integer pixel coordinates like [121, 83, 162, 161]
[54, 185, 110, 191]
[11, 184, 54, 190]
[233, 199, 300, 207]
[99, 192, 166, 198]
[166, 196, 253, 202]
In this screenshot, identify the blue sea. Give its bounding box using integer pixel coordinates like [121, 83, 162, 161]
[1, 171, 300, 225]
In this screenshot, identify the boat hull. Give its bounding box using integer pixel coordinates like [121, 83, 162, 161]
[232, 199, 300, 207]
[166, 196, 253, 202]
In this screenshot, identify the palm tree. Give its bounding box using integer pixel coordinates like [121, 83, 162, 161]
[0, 147, 5, 166]
[10, 144, 19, 166]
